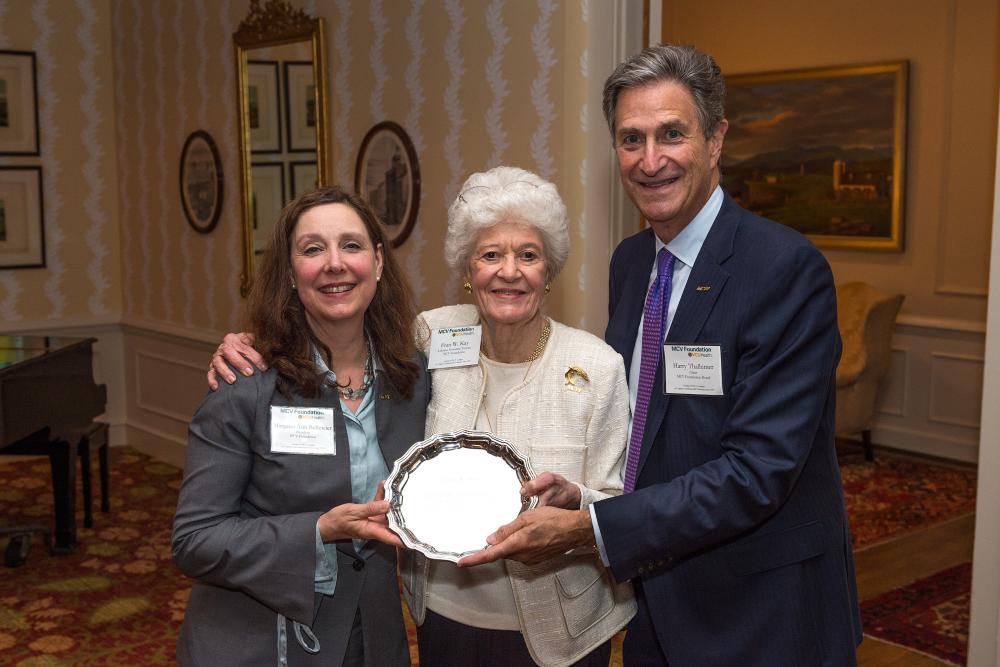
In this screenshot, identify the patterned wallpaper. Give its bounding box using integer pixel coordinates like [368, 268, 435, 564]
[105, 0, 598, 335]
[0, 0, 122, 327]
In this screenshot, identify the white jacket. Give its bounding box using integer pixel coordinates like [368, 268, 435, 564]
[400, 304, 636, 667]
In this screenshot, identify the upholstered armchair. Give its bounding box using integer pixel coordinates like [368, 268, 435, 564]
[835, 282, 905, 461]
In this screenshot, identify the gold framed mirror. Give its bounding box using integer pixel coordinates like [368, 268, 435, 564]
[234, 0, 329, 296]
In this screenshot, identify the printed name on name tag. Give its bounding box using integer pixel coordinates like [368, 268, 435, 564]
[427, 325, 483, 369]
[663, 344, 724, 396]
[270, 406, 336, 455]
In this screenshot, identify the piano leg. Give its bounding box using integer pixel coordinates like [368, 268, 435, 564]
[79, 437, 94, 528]
[99, 437, 110, 513]
[48, 439, 77, 553]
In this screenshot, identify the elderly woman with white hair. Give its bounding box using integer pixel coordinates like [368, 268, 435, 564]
[208, 166, 635, 667]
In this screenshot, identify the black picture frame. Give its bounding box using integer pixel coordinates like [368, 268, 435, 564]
[0, 50, 40, 156]
[289, 160, 318, 199]
[0, 165, 45, 268]
[283, 61, 317, 153]
[354, 121, 421, 248]
[247, 60, 281, 154]
[250, 161, 286, 255]
[179, 130, 224, 234]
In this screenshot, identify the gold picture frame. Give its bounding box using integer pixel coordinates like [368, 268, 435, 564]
[721, 61, 908, 251]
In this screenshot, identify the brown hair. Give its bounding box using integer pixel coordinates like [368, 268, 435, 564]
[245, 186, 420, 398]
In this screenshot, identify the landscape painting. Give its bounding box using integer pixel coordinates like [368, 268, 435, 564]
[721, 62, 907, 250]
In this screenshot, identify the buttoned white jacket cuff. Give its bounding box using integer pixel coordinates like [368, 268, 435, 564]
[589, 504, 611, 567]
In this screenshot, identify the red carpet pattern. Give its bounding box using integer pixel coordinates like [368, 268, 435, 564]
[838, 448, 977, 549]
[0, 448, 189, 666]
[860, 562, 971, 666]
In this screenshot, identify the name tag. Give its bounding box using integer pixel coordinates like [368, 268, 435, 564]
[427, 325, 482, 369]
[663, 344, 724, 396]
[270, 406, 336, 455]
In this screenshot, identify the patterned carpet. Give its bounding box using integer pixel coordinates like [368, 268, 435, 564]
[0, 446, 977, 665]
[837, 448, 977, 550]
[860, 562, 972, 666]
[0, 448, 188, 665]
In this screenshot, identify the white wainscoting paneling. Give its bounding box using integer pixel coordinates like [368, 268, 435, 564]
[869, 319, 985, 463]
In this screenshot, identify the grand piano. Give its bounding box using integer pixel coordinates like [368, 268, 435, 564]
[0, 336, 107, 554]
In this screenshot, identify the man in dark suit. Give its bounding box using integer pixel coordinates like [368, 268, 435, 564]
[459, 43, 862, 665]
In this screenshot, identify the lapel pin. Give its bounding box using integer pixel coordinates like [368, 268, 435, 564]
[695, 285, 711, 292]
[379, 393, 391, 400]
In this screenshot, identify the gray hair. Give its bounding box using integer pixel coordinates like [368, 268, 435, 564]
[602, 43, 725, 140]
[445, 166, 569, 278]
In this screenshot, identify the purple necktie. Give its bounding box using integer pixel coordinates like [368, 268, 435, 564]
[623, 248, 675, 493]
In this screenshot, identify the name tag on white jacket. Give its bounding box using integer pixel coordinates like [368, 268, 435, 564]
[663, 344, 724, 396]
[270, 406, 337, 455]
[427, 325, 482, 369]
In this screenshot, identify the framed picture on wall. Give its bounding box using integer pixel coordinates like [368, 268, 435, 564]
[721, 61, 908, 251]
[354, 121, 421, 247]
[247, 60, 281, 153]
[0, 50, 40, 156]
[284, 61, 316, 152]
[179, 130, 224, 234]
[250, 161, 285, 255]
[0, 166, 45, 268]
[289, 160, 317, 199]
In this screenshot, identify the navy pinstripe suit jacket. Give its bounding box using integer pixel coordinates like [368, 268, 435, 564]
[594, 194, 862, 666]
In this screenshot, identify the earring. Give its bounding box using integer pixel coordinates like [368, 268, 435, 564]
[544, 283, 551, 294]
[463, 281, 472, 293]
[291, 280, 296, 289]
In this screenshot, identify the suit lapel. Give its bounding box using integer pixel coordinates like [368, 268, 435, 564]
[606, 229, 656, 374]
[635, 195, 740, 479]
[374, 374, 410, 467]
[296, 388, 353, 503]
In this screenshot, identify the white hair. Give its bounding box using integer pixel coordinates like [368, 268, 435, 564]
[444, 166, 570, 277]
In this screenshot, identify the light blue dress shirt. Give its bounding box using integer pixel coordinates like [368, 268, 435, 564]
[312, 350, 388, 595]
[590, 185, 723, 565]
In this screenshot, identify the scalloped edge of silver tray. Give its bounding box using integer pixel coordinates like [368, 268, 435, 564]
[385, 430, 537, 563]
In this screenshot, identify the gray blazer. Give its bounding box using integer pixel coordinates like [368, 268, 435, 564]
[172, 358, 429, 666]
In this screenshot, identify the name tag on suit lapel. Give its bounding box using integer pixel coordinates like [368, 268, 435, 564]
[663, 344, 724, 396]
[270, 406, 337, 455]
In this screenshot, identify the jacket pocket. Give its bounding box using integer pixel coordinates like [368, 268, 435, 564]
[554, 556, 614, 637]
[727, 520, 826, 576]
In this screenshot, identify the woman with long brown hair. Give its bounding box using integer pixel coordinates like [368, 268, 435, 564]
[173, 186, 429, 666]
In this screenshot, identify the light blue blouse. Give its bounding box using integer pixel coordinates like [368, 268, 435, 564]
[312, 352, 388, 595]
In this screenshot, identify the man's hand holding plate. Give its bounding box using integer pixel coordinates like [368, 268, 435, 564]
[457, 506, 594, 567]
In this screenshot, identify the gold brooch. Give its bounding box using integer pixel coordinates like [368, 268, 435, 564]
[564, 366, 590, 392]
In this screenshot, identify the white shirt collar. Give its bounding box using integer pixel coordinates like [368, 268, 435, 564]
[654, 185, 723, 268]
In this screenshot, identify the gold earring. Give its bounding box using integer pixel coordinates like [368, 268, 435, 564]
[463, 281, 472, 293]
[544, 283, 551, 294]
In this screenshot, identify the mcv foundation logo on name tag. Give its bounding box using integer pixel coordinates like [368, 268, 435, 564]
[270, 406, 336, 455]
[427, 325, 482, 369]
[663, 345, 724, 396]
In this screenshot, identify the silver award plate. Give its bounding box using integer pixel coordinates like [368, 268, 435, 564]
[385, 430, 537, 562]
